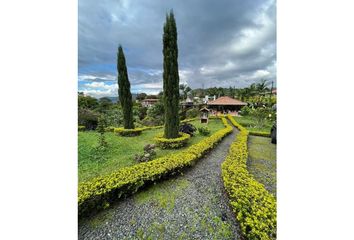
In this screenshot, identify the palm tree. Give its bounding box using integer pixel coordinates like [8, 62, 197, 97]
[179, 84, 192, 100]
[256, 79, 270, 94]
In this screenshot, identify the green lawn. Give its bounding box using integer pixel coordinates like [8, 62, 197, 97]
[233, 115, 273, 132]
[247, 135, 276, 197]
[78, 118, 224, 183]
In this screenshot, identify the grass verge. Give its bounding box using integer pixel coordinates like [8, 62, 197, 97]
[248, 135, 276, 196]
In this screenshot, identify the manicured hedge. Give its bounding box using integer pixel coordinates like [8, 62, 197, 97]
[222, 115, 276, 240]
[114, 127, 144, 136]
[78, 126, 86, 131]
[154, 132, 191, 149]
[105, 118, 199, 133]
[249, 131, 271, 138]
[78, 117, 232, 217]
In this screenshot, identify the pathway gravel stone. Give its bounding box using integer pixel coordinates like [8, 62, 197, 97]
[79, 124, 240, 240]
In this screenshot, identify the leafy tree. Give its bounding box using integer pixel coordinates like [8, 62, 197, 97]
[157, 91, 164, 99]
[136, 93, 147, 101]
[78, 108, 99, 130]
[78, 94, 99, 110]
[146, 94, 158, 99]
[146, 101, 164, 122]
[98, 97, 113, 113]
[117, 45, 134, 129]
[186, 108, 199, 118]
[162, 11, 180, 138]
[137, 105, 147, 120]
[103, 108, 123, 127]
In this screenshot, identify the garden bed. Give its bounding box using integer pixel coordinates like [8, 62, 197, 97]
[78, 118, 225, 183]
[78, 117, 232, 217]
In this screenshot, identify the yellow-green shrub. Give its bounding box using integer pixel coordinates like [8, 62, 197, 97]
[154, 132, 191, 149]
[222, 115, 276, 240]
[78, 117, 232, 217]
[78, 125, 85, 131]
[249, 131, 271, 138]
[114, 127, 144, 136]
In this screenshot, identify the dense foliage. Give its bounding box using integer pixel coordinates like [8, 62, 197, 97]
[163, 11, 180, 138]
[78, 108, 99, 130]
[185, 108, 199, 118]
[179, 123, 197, 136]
[142, 101, 164, 126]
[222, 115, 276, 240]
[117, 45, 134, 129]
[78, 117, 232, 217]
[198, 126, 211, 136]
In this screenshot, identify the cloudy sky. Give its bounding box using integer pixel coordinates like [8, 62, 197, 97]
[78, 0, 276, 98]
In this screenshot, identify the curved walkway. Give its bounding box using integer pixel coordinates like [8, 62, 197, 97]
[79, 124, 240, 240]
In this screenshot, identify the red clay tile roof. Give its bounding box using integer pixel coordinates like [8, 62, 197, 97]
[207, 96, 247, 106]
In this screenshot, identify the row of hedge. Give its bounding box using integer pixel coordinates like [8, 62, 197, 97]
[221, 115, 276, 240]
[78, 117, 232, 217]
[143, 117, 199, 130]
[114, 127, 145, 136]
[154, 132, 191, 149]
[102, 117, 200, 133]
[249, 131, 271, 138]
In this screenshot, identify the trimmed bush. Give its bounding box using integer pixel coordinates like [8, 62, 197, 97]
[222, 115, 276, 240]
[198, 126, 211, 136]
[114, 127, 144, 137]
[249, 131, 271, 138]
[78, 125, 86, 131]
[78, 117, 232, 217]
[154, 132, 191, 149]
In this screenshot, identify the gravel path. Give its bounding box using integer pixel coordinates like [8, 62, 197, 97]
[79, 124, 241, 240]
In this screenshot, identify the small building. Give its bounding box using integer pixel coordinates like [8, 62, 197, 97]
[141, 98, 159, 108]
[181, 96, 198, 110]
[207, 96, 247, 115]
[200, 107, 210, 123]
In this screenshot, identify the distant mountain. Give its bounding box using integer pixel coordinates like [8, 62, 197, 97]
[99, 94, 137, 103]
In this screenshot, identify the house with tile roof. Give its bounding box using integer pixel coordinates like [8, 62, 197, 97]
[207, 96, 247, 115]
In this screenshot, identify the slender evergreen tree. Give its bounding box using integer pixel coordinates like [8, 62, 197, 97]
[117, 45, 134, 129]
[163, 11, 180, 138]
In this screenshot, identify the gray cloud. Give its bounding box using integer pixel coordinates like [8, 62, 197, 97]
[79, 0, 276, 96]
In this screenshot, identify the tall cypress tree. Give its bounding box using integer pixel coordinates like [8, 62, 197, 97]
[163, 11, 180, 139]
[117, 45, 134, 129]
